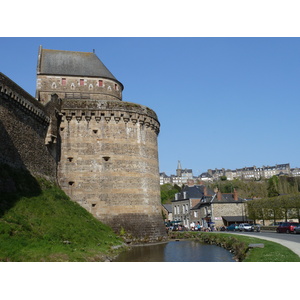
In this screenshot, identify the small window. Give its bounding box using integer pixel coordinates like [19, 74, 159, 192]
[62, 78, 66, 85]
[115, 84, 118, 90]
[99, 80, 103, 87]
[68, 181, 75, 186]
[80, 79, 84, 86]
[103, 156, 110, 162]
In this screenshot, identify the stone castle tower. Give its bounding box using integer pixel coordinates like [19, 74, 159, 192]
[35, 46, 167, 242]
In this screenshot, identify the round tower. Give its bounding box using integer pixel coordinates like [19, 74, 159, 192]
[36, 47, 167, 242]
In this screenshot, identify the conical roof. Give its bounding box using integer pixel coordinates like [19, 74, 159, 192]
[37, 47, 122, 87]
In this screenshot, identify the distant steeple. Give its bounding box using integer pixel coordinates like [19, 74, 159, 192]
[176, 160, 182, 177]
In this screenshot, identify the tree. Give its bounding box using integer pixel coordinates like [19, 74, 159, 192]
[160, 183, 181, 204]
[267, 176, 279, 197]
[220, 176, 227, 181]
[245, 192, 300, 224]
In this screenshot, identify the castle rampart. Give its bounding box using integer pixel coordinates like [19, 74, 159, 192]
[0, 72, 59, 180]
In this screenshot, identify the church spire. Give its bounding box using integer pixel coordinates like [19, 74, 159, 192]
[176, 160, 182, 177]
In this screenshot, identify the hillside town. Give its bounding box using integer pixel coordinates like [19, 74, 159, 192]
[161, 161, 300, 230]
[160, 161, 300, 185]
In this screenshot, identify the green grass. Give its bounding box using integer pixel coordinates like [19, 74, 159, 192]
[169, 231, 300, 262]
[0, 167, 123, 261]
[225, 234, 300, 262]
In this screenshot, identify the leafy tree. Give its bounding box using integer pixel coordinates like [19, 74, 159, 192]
[160, 183, 181, 204]
[267, 176, 279, 197]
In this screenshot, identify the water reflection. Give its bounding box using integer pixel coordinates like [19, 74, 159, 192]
[114, 240, 236, 262]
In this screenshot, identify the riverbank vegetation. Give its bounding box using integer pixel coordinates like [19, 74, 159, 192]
[168, 231, 300, 262]
[0, 164, 124, 262]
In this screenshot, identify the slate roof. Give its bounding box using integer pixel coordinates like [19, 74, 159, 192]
[199, 172, 212, 178]
[222, 216, 252, 223]
[175, 185, 214, 200]
[37, 47, 122, 87]
[220, 193, 237, 202]
[178, 185, 203, 199]
[162, 204, 172, 213]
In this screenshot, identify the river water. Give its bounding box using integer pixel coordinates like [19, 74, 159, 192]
[113, 240, 236, 262]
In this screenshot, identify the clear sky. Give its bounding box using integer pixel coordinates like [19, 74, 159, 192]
[1, 37, 300, 175]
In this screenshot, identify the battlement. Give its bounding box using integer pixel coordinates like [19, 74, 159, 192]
[61, 99, 160, 134]
[0, 72, 50, 125]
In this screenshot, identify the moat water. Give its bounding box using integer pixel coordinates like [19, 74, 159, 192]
[113, 240, 236, 262]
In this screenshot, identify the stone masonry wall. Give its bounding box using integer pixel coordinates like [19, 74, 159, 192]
[0, 73, 58, 181]
[212, 203, 244, 227]
[36, 75, 122, 104]
[57, 99, 167, 242]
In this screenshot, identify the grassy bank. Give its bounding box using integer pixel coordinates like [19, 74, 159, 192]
[168, 231, 300, 262]
[0, 165, 124, 261]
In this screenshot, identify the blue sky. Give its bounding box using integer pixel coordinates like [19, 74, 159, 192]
[1, 37, 300, 175]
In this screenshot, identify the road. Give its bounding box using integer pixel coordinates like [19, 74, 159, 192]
[228, 230, 300, 257]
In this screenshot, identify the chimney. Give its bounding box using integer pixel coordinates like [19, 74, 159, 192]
[217, 191, 222, 201]
[233, 188, 238, 201]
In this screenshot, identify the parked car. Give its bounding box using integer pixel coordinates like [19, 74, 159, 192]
[293, 225, 300, 234]
[226, 224, 238, 231]
[238, 223, 254, 232]
[276, 222, 299, 233]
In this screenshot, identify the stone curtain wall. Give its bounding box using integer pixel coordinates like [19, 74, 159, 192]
[0, 73, 57, 180]
[58, 99, 167, 242]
